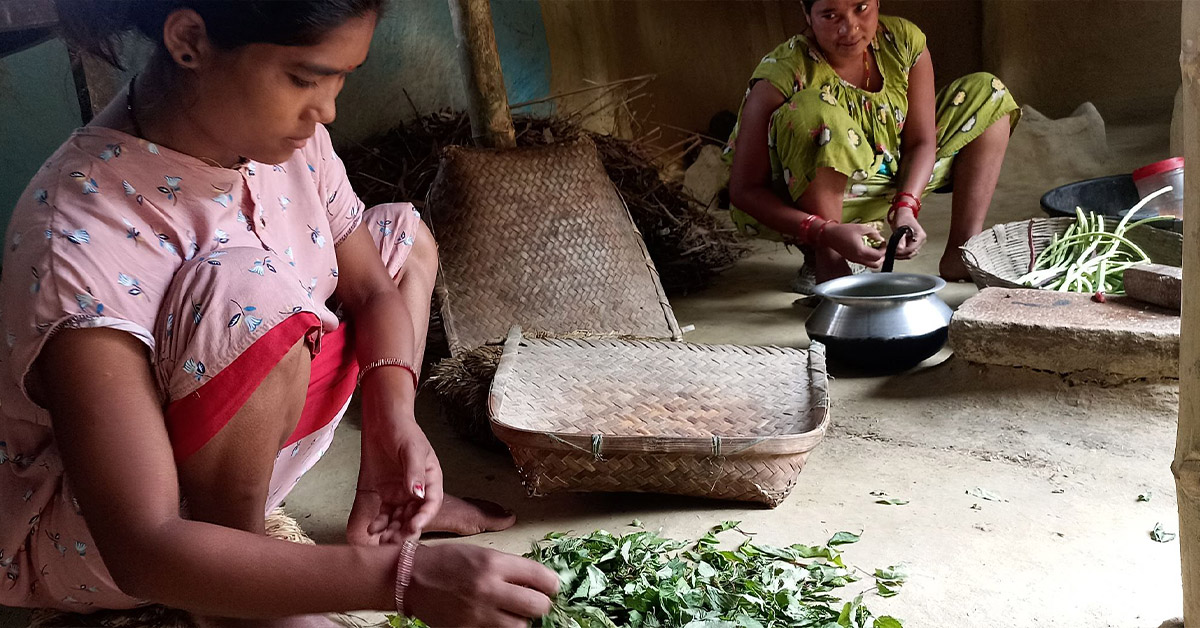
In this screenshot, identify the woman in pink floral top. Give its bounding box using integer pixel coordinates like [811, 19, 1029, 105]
[0, 1, 557, 627]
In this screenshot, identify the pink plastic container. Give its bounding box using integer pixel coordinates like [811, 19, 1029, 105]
[1132, 157, 1184, 218]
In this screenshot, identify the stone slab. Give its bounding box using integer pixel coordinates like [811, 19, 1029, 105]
[949, 287, 1179, 379]
[1124, 263, 1182, 311]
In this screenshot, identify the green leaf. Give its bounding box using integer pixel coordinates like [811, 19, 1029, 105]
[734, 615, 766, 628]
[1137, 492, 1152, 502]
[876, 580, 899, 597]
[711, 520, 741, 534]
[1151, 522, 1177, 543]
[828, 531, 862, 546]
[874, 617, 904, 628]
[875, 498, 909, 506]
[571, 565, 609, 599]
[874, 564, 909, 582]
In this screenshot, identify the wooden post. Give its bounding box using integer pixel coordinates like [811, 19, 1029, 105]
[446, 0, 516, 148]
[1177, 0, 1200, 623]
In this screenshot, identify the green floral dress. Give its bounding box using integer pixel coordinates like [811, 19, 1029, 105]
[725, 15, 1021, 240]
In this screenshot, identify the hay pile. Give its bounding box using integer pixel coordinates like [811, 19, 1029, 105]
[340, 111, 747, 295]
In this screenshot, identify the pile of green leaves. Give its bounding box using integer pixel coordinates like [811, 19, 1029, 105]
[386, 522, 904, 628]
[530, 522, 902, 628]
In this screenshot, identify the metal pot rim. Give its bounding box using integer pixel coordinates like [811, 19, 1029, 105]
[814, 272, 947, 303]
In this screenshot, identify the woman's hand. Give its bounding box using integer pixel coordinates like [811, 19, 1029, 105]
[348, 387, 444, 545]
[888, 207, 927, 259]
[406, 544, 560, 628]
[822, 222, 887, 269]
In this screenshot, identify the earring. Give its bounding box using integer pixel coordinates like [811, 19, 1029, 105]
[181, 54, 194, 63]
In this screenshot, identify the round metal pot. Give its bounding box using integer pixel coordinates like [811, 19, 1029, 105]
[805, 227, 953, 371]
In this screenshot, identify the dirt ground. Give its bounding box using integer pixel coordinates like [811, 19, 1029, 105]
[0, 111, 1185, 627]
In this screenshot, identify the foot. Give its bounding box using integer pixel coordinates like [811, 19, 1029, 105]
[424, 495, 517, 537]
[789, 264, 816, 295]
[938, 253, 973, 282]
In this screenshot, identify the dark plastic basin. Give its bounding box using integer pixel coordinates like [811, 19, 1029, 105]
[1040, 174, 1181, 233]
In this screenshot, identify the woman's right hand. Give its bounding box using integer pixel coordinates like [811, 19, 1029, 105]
[405, 543, 560, 627]
[822, 222, 887, 269]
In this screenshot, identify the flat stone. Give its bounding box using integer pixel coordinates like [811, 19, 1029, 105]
[1124, 263, 1182, 311]
[949, 287, 1179, 379]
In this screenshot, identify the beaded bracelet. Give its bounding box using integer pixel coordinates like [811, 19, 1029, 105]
[394, 540, 419, 616]
[358, 358, 420, 390]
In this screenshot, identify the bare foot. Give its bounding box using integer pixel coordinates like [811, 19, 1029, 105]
[938, 253, 973, 282]
[196, 614, 344, 628]
[424, 495, 517, 537]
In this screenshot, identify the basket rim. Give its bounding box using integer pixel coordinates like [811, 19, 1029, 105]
[486, 327, 830, 457]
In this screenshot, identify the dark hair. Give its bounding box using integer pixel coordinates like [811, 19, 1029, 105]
[57, 0, 385, 69]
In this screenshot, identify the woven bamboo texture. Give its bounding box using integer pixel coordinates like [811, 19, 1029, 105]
[960, 217, 1183, 289]
[426, 137, 682, 356]
[488, 328, 830, 507]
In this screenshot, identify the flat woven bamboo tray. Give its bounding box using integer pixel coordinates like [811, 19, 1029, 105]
[960, 216, 1183, 290]
[426, 137, 682, 356]
[488, 328, 830, 507]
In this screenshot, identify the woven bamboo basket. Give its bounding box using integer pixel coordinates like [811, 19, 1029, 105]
[488, 328, 830, 507]
[959, 216, 1183, 290]
[426, 137, 682, 356]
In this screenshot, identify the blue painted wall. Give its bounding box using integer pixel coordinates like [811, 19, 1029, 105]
[0, 39, 85, 231]
[0, 0, 552, 231]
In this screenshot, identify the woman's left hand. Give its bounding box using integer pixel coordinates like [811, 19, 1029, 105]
[889, 207, 927, 259]
[347, 409, 444, 546]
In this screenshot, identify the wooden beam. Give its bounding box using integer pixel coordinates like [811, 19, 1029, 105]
[446, 0, 516, 148]
[1177, 0, 1200, 623]
[0, 0, 57, 33]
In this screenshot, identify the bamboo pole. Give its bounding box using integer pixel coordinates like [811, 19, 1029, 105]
[1176, 0, 1200, 622]
[446, 0, 516, 148]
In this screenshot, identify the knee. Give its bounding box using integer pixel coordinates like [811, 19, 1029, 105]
[952, 72, 1011, 99]
[405, 220, 438, 282]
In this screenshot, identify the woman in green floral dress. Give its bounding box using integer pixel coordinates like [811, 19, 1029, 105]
[726, 0, 1020, 287]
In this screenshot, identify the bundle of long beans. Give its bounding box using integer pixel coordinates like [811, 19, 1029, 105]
[1016, 187, 1174, 296]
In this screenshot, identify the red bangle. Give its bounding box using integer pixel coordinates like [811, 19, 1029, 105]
[889, 192, 922, 221]
[892, 191, 921, 211]
[888, 200, 920, 224]
[798, 215, 819, 244]
[816, 219, 839, 247]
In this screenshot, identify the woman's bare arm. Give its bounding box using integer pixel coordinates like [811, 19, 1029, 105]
[37, 327, 399, 618]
